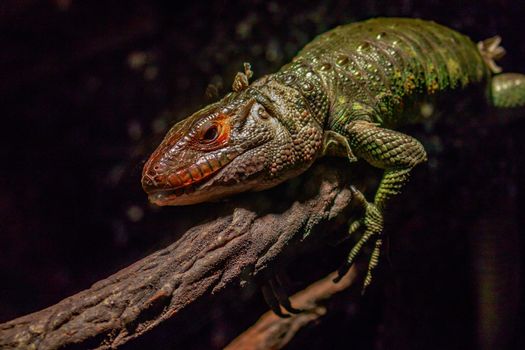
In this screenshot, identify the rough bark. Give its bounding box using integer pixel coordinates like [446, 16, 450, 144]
[0, 161, 354, 350]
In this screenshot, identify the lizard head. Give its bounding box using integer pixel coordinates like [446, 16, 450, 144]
[142, 80, 323, 206]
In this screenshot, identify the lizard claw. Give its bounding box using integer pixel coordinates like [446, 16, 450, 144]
[334, 186, 384, 292]
[262, 284, 290, 318]
[261, 270, 303, 317]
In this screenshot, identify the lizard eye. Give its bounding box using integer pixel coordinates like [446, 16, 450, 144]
[193, 113, 230, 150]
[200, 123, 220, 143]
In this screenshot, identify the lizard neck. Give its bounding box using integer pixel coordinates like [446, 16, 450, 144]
[268, 61, 331, 129]
[247, 73, 326, 174]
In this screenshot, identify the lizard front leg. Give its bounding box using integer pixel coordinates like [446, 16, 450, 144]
[335, 120, 427, 290]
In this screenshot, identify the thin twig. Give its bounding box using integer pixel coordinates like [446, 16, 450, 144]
[225, 268, 359, 350]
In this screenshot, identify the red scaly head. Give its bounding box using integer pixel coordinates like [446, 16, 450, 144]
[142, 69, 324, 206]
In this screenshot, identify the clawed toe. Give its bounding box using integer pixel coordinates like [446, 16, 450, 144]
[261, 270, 302, 317]
[335, 187, 384, 292]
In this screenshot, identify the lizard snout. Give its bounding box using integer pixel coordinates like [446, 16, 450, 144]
[141, 173, 158, 194]
[141, 153, 172, 193]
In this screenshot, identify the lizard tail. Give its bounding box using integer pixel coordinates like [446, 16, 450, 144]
[478, 36, 525, 108]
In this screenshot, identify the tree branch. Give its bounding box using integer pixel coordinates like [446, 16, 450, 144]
[0, 161, 354, 349]
[225, 268, 359, 350]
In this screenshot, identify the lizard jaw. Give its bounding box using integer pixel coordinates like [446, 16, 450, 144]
[143, 146, 244, 206]
[148, 181, 257, 206]
[146, 145, 274, 206]
[146, 150, 247, 206]
[147, 171, 220, 206]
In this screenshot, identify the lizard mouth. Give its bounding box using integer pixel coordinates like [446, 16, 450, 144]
[147, 173, 216, 205]
[145, 150, 241, 206]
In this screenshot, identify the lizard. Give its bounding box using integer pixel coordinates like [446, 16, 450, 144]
[141, 17, 525, 313]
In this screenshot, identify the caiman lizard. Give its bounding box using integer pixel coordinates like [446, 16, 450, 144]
[141, 17, 525, 312]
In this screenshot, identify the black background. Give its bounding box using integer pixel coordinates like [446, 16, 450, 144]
[1, 1, 524, 349]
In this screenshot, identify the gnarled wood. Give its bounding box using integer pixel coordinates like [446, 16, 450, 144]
[0, 161, 354, 350]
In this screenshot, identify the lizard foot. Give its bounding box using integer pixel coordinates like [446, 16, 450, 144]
[261, 270, 302, 317]
[334, 186, 384, 293]
[477, 36, 506, 74]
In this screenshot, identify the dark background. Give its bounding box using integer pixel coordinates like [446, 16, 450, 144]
[1, 1, 524, 349]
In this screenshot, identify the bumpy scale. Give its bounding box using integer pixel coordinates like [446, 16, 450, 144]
[142, 18, 525, 311]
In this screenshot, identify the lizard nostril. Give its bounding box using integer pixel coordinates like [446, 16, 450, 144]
[147, 162, 166, 177]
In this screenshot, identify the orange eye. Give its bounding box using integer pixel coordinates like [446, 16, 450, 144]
[200, 123, 220, 143]
[194, 114, 230, 149]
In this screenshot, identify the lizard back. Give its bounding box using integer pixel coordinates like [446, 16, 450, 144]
[273, 18, 490, 129]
